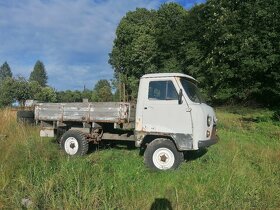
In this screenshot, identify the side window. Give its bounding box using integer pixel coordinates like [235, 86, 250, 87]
[148, 80, 178, 100]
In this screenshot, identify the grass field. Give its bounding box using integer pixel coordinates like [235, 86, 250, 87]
[0, 107, 279, 209]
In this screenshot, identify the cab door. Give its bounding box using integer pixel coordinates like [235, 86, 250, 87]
[142, 78, 192, 135]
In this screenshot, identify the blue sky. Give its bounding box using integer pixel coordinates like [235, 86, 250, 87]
[0, 0, 205, 90]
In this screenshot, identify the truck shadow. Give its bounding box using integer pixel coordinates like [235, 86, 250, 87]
[138, 145, 208, 162]
[87, 140, 137, 154]
[183, 148, 208, 162]
[54, 138, 208, 162]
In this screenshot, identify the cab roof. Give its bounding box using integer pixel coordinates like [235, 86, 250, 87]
[141, 73, 197, 81]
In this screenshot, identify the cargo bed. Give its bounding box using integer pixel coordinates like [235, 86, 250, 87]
[35, 102, 135, 124]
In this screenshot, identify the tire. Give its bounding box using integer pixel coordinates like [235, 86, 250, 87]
[19, 118, 35, 124]
[17, 110, 35, 125]
[56, 128, 67, 143]
[144, 138, 184, 171]
[17, 110, 34, 119]
[60, 130, 89, 156]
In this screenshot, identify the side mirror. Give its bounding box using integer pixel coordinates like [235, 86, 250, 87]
[178, 89, 183, 104]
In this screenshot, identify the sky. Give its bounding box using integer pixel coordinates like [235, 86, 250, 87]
[0, 0, 205, 90]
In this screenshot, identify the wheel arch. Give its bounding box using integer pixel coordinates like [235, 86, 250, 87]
[141, 134, 177, 150]
[140, 132, 193, 151]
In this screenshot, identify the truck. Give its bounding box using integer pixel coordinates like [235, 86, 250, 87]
[34, 73, 218, 170]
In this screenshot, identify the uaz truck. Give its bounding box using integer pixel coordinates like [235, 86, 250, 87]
[35, 73, 218, 170]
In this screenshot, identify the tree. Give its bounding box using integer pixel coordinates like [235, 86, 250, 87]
[110, 0, 280, 105]
[154, 3, 187, 72]
[29, 81, 57, 102]
[13, 77, 31, 106]
[35, 87, 57, 102]
[29, 81, 43, 99]
[29, 60, 48, 86]
[92, 80, 113, 102]
[0, 77, 15, 107]
[194, 0, 280, 104]
[110, 4, 188, 101]
[0, 62, 12, 83]
[56, 90, 83, 102]
[0, 76, 30, 107]
[109, 8, 157, 100]
[81, 89, 93, 101]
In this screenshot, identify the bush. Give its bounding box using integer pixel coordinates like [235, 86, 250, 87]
[273, 110, 280, 121]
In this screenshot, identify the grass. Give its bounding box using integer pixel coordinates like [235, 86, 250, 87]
[0, 107, 279, 209]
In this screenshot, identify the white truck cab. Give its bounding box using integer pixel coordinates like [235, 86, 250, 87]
[134, 73, 218, 170]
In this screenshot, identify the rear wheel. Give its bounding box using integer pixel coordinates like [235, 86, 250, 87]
[60, 130, 88, 156]
[144, 138, 184, 171]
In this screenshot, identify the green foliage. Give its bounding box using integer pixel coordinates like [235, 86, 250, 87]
[0, 60, 55, 106]
[29, 60, 48, 87]
[110, 1, 280, 105]
[155, 3, 187, 72]
[0, 107, 279, 209]
[109, 8, 158, 100]
[81, 89, 93, 101]
[56, 90, 83, 102]
[35, 87, 57, 102]
[0, 78, 15, 107]
[29, 81, 57, 102]
[110, 4, 188, 100]
[56, 87, 108, 102]
[109, 8, 157, 77]
[0, 77, 30, 107]
[0, 62, 12, 83]
[92, 80, 113, 102]
[196, 0, 280, 104]
[273, 109, 280, 122]
[0, 77, 57, 107]
[29, 81, 43, 99]
[13, 76, 31, 106]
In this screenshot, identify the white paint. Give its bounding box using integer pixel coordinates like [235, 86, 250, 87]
[40, 129, 54, 137]
[64, 137, 79, 155]
[140, 76, 192, 134]
[190, 103, 216, 149]
[136, 73, 217, 150]
[152, 148, 175, 170]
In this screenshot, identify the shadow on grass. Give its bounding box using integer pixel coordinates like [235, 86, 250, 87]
[95, 141, 209, 162]
[53, 134, 208, 161]
[150, 198, 172, 210]
[183, 148, 208, 162]
[87, 140, 137, 154]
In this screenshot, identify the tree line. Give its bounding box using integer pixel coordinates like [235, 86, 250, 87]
[0, 61, 115, 107]
[109, 0, 280, 105]
[2, 0, 279, 107]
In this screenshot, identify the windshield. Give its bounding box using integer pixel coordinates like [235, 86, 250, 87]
[180, 78, 203, 103]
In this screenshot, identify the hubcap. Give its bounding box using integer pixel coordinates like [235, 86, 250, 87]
[153, 148, 175, 170]
[64, 137, 79, 155]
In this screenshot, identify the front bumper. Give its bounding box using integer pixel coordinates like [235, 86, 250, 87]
[198, 137, 218, 148]
[198, 125, 218, 148]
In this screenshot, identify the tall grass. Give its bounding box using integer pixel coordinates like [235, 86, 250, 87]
[0, 107, 279, 209]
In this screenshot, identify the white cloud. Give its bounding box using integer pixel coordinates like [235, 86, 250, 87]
[0, 0, 200, 90]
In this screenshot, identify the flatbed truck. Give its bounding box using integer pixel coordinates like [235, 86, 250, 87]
[35, 73, 218, 170]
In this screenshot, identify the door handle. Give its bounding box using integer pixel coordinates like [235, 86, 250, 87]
[144, 106, 153, 110]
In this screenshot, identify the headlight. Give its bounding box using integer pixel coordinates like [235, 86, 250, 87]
[207, 115, 212, 127]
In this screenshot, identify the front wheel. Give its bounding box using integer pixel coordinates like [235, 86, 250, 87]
[144, 138, 184, 171]
[60, 130, 89, 156]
